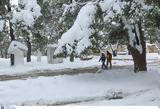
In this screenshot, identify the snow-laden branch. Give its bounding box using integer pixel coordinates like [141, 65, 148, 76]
[11, 0, 41, 26]
[99, 0, 124, 22]
[62, 2, 78, 17]
[122, 17, 142, 54]
[55, 2, 98, 55]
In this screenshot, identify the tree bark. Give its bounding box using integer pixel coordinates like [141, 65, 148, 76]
[110, 44, 116, 57]
[9, 21, 15, 66]
[128, 45, 147, 72]
[8, 0, 15, 66]
[127, 21, 147, 72]
[26, 38, 31, 62]
[149, 35, 152, 44]
[70, 53, 74, 62]
[110, 40, 119, 57]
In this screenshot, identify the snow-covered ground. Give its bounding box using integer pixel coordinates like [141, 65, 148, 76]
[0, 53, 159, 105]
[0, 55, 132, 75]
[0, 53, 158, 75]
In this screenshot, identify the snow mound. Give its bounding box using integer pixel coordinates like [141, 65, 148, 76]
[8, 41, 28, 54]
[106, 89, 123, 100]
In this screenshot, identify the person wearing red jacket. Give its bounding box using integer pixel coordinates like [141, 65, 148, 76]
[106, 51, 112, 68]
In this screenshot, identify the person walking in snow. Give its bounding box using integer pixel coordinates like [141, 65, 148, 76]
[99, 53, 107, 69]
[106, 51, 112, 68]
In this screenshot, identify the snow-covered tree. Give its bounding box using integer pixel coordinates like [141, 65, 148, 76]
[55, 1, 98, 55]
[30, 0, 90, 57]
[55, 0, 159, 72]
[0, 0, 41, 66]
[29, 0, 73, 55]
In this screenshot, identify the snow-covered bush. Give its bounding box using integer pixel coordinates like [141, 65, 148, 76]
[106, 89, 123, 100]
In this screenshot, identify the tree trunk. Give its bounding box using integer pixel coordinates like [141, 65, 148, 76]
[26, 38, 31, 62]
[149, 35, 152, 44]
[8, 0, 15, 66]
[128, 45, 147, 72]
[70, 52, 74, 62]
[109, 41, 119, 57]
[9, 21, 15, 66]
[0, 50, 3, 58]
[127, 21, 147, 72]
[4, 51, 8, 58]
[9, 27, 15, 66]
[110, 44, 117, 57]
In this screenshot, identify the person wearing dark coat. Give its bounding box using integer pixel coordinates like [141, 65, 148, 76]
[106, 51, 112, 68]
[99, 53, 106, 69]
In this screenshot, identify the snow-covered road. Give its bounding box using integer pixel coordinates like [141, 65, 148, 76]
[0, 53, 159, 105]
[0, 64, 159, 105]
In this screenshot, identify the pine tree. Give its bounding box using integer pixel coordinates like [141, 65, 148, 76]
[55, 0, 160, 72]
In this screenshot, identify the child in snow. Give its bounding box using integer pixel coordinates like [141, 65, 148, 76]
[99, 53, 107, 69]
[106, 51, 112, 68]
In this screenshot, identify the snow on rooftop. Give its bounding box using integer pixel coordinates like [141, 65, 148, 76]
[8, 41, 28, 54]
